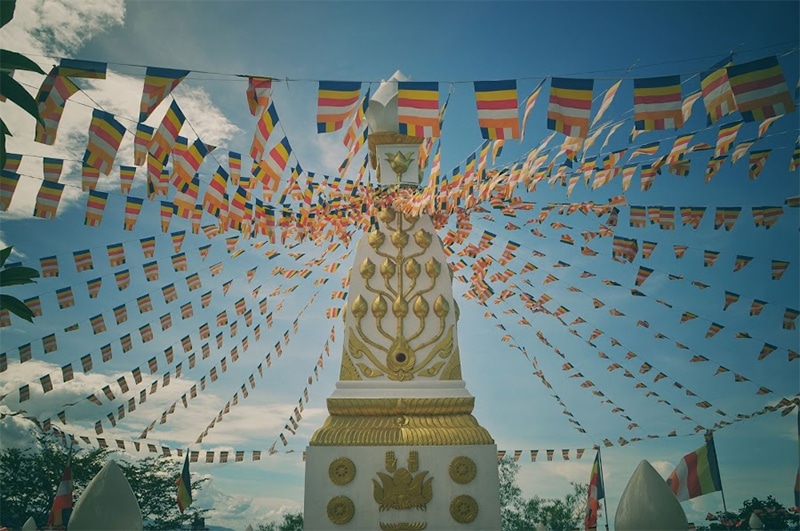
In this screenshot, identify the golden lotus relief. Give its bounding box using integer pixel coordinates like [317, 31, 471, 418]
[379, 522, 427, 531]
[373, 451, 433, 512]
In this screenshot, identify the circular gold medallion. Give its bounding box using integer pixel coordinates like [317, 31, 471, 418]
[327, 495, 355, 525]
[449, 456, 477, 484]
[450, 495, 478, 524]
[328, 457, 356, 485]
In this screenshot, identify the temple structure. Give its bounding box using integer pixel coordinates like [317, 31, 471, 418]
[303, 73, 501, 530]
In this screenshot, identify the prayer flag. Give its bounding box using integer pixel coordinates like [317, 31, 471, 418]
[246, 76, 272, 116]
[726, 56, 795, 122]
[316, 81, 362, 133]
[474, 79, 520, 139]
[547, 77, 594, 138]
[33, 180, 64, 219]
[84, 109, 126, 175]
[701, 56, 737, 125]
[666, 433, 722, 501]
[634, 75, 683, 130]
[46, 459, 73, 528]
[84, 190, 108, 227]
[398, 81, 440, 137]
[139, 66, 189, 122]
[250, 102, 279, 160]
[176, 451, 193, 513]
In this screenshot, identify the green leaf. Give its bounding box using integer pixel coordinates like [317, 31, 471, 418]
[0, 293, 34, 322]
[0, 0, 15, 29]
[0, 247, 11, 267]
[0, 266, 39, 287]
[0, 73, 42, 125]
[0, 50, 45, 75]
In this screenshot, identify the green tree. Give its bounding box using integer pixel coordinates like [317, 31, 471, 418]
[0, 0, 46, 169]
[256, 511, 303, 531]
[498, 456, 590, 531]
[0, 246, 40, 322]
[0, 436, 208, 530]
[697, 495, 798, 530]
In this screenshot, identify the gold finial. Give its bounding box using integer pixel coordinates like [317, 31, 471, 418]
[384, 150, 416, 180]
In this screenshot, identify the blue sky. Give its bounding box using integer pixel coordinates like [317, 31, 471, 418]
[0, 1, 798, 528]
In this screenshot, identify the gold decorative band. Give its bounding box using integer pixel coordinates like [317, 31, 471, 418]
[326, 397, 475, 416]
[309, 413, 494, 446]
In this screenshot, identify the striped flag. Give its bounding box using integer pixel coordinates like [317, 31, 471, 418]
[33, 180, 64, 219]
[84, 190, 108, 227]
[474, 80, 520, 139]
[149, 99, 185, 163]
[591, 79, 622, 127]
[634, 75, 683, 130]
[139, 66, 190, 122]
[46, 460, 73, 528]
[123, 196, 144, 231]
[59, 58, 107, 79]
[701, 55, 737, 125]
[316, 81, 362, 133]
[667, 434, 722, 501]
[246, 76, 272, 116]
[547, 77, 594, 138]
[42, 157, 63, 182]
[585, 449, 605, 529]
[713, 120, 743, 157]
[250, 102, 279, 160]
[133, 123, 153, 167]
[257, 137, 292, 193]
[0, 170, 20, 211]
[84, 109, 126, 175]
[81, 161, 99, 191]
[397, 81, 440, 137]
[34, 69, 80, 145]
[727, 56, 795, 122]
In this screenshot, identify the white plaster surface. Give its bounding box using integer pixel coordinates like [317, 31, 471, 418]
[68, 460, 143, 530]
[304, 444, 500, 530]
[614, 459, 688, 531]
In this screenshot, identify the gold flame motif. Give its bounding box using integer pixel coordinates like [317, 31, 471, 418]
[373, 451, 433, 511]
[384, 150, 416, 180]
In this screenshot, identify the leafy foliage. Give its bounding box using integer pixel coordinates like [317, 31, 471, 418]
[0, 246, 40, 322]
[697, 495, 798, 530]
[499, 457, 590, 531]
[0, 437, 208, 530]
[0, 0, 45, 169]
[256, 511, 303, 531]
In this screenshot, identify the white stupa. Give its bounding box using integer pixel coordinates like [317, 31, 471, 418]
[303, 72, 500, 530]
[614, 459, 688, 530]
[68, 460, 143, 530]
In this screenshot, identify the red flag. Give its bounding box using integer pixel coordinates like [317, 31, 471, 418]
[47, 460, 73, 528]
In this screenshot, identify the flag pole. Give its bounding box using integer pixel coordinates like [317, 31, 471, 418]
[598, 448, 610, 531]
[707, 431, 729, 515]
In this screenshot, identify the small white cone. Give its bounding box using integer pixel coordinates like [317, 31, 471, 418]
[68, 461, 143, 530]
[615, 459, 688, 530]
[749, 512, 764, 529]
[22, 516, 37, 530]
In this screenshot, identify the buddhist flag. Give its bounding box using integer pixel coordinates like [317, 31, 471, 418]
[748, 149, 771, 180]
[726, 56, 795, 122]
[250, 102, 279, 160]
[635, 266, 653, 286]
[33, 180, 64, 219]
[34, 70, 80, 145]
[547, 77, 593, 138]
[723, 291, 740, 310]
[42, 157, 63, 182]
[258, 137, 292, 193]
[585, 449, 605, 529]
[397, 82, 440, 137]
[771, 259, 789, 280]
[139, 66, 189, 122]
[246, 76, 272, 116]
[133, 123, 153, 167]
[316, 81, 361, 133]
[634, 75, 683, 130]
[701, 55, 737, 125]
[149, 99, 185, 163]
[474, 80, 520, 139]
[667, 433, 722, 501]
[0, 170, 20, 211]
[123, 196, 144, 231]
[47, 458, 73, 528]
[520, 79, 544, 141]
[176, 451, 192, 513]
[84, 109, 126, 175]
[84, 190, 108, 227]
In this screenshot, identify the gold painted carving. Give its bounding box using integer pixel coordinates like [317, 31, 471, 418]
[368, 132, 424, 169]
[344, 208, 464, 381]
[450, 495, 479, 524]
[328, 457, 356, 486]
[449, 456, 477, 484]
[385, 151, 417, 181]
[327, 495, 355, 525]
[373, 451, 433, 511]
[379, 523, 427, 530]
